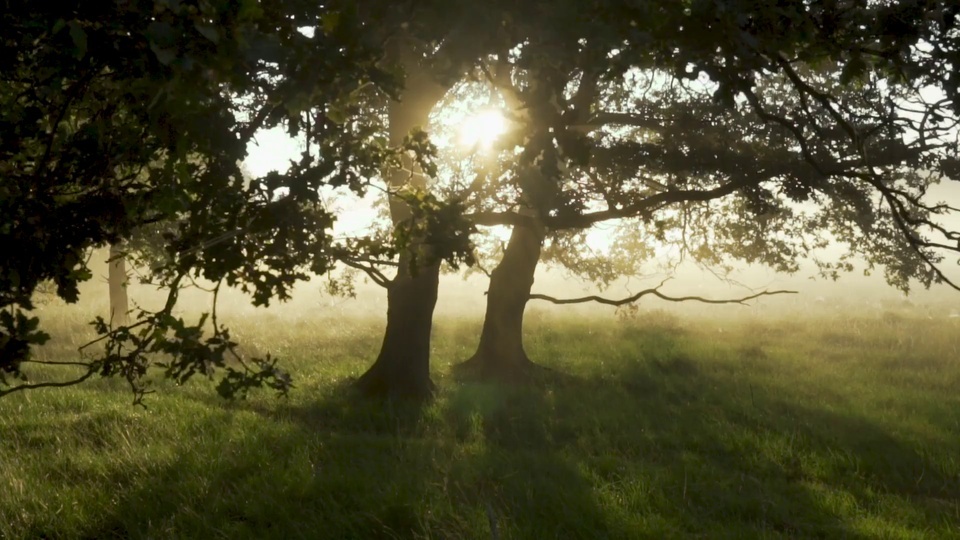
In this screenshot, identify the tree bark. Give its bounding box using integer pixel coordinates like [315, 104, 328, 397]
[458, 218, 545, 381]
[355, 252, 440, 399]
[108, 243, 129, 326]
[355, 43, 449, 400]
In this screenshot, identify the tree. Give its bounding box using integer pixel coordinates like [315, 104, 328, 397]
[350, 40, 449, 399]
[4, 0, 958, 403]
[346, 2, 515, 399]
[318, 0, 960, 390]
[0, 0, 412, 401]
[454, 0, 960, 379]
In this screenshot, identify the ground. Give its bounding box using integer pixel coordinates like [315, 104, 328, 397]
[1, 306, 958, 539]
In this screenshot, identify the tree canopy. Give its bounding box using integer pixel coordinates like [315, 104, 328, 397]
[3, 0, 960, 400]
[0, 0, 414, 400]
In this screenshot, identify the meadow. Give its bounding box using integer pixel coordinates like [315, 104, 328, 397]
[1, 296, 959, 539]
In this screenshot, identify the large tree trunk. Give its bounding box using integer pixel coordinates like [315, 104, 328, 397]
[458, 219, 545, 381]
[355, 253, 440, 399]
[108, 243, 129, 326]
[355, 43, 449, 400]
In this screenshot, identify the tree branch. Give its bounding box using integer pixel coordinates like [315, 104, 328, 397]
[546, 177, 754, 230]
[0, 368, 98, 398]
[466, 211, 537, 228]
[237, 103, 279, 147]
[529, 286, 797, 307]
[340, 258, 391, 288]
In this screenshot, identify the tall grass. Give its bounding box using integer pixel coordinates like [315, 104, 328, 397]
[1, 307, 958, 539]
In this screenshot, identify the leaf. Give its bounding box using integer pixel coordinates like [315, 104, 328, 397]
[326, 104, 347, 124]
[840, 55, 867, 85]
[146, 21, 179, 65]
[68, 21, 87, 58]
[321, 12, 340, 35]
[194, 22, 219, 44]
[146, 21, 177, 48]
[150, 43, 177, 66]
[237, 0, 263, 21]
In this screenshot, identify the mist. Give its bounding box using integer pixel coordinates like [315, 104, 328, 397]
[48, 246, 959, 331]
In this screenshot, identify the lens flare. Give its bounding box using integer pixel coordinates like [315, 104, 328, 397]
[458, 109, 507, 151]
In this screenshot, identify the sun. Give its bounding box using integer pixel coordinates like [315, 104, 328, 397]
[458, 108, 508, 151]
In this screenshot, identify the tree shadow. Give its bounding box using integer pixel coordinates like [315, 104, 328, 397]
[11, 321, 958, 539]
[23, 386, 456, 539]
[441, 378, 637, 539]
[534, 323, 960, 537]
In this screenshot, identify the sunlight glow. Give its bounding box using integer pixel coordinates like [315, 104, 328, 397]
[458, 108, 507, 151]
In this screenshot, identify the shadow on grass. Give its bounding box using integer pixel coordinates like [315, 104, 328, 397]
[534, 322, 959, 537]
[58, 395, 451, 539]
[14, 321, 958, 539]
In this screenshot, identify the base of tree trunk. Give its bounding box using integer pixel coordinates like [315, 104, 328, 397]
[453, 350, 551, 384]
[354, 360, 436, 401]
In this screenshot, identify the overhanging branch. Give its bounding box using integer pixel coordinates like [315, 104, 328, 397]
[529, 286, 797, 307]
[545, 177, 753, 230]
[340, 257, 392, 288]
[0, 368, 99, 399]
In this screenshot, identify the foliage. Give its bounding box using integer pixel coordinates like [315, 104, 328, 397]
[0, 0, 412, 401]
[446, 1, 960, 295]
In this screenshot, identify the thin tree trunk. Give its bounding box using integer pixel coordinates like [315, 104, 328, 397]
[355, 44, 449, 399]
[458, 218, 545, 381]
[108, 243, 129, 326]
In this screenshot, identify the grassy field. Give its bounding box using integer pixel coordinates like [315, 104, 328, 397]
[1, 306, 959, 539]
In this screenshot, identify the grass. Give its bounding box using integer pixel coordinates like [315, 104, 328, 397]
[1, 307, 959, 539]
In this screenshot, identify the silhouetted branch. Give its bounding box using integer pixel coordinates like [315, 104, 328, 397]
[21, 359, 94, 368]
[0, 368, 98, 398]
[529, 286, 797, 307]
[340, 258, 391, 288]
[237, 103, 279, 146]
[545, 176, 754, 230]
[467, 211, 537, 228]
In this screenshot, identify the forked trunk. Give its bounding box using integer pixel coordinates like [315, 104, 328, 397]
[108, 243, 129, 326]
[355, 43, 449, 399]
[459, 220, 544, 381]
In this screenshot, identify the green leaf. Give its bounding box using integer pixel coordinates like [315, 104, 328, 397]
[321, 12, 341, 35]
[194, 22, 219, 44]
[146, 21, 179, 65]
[146, 21, 177, 48]
[150, 44, 177, 65]
[840, 55, 867, 85]
[68, 21, 87, 58]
